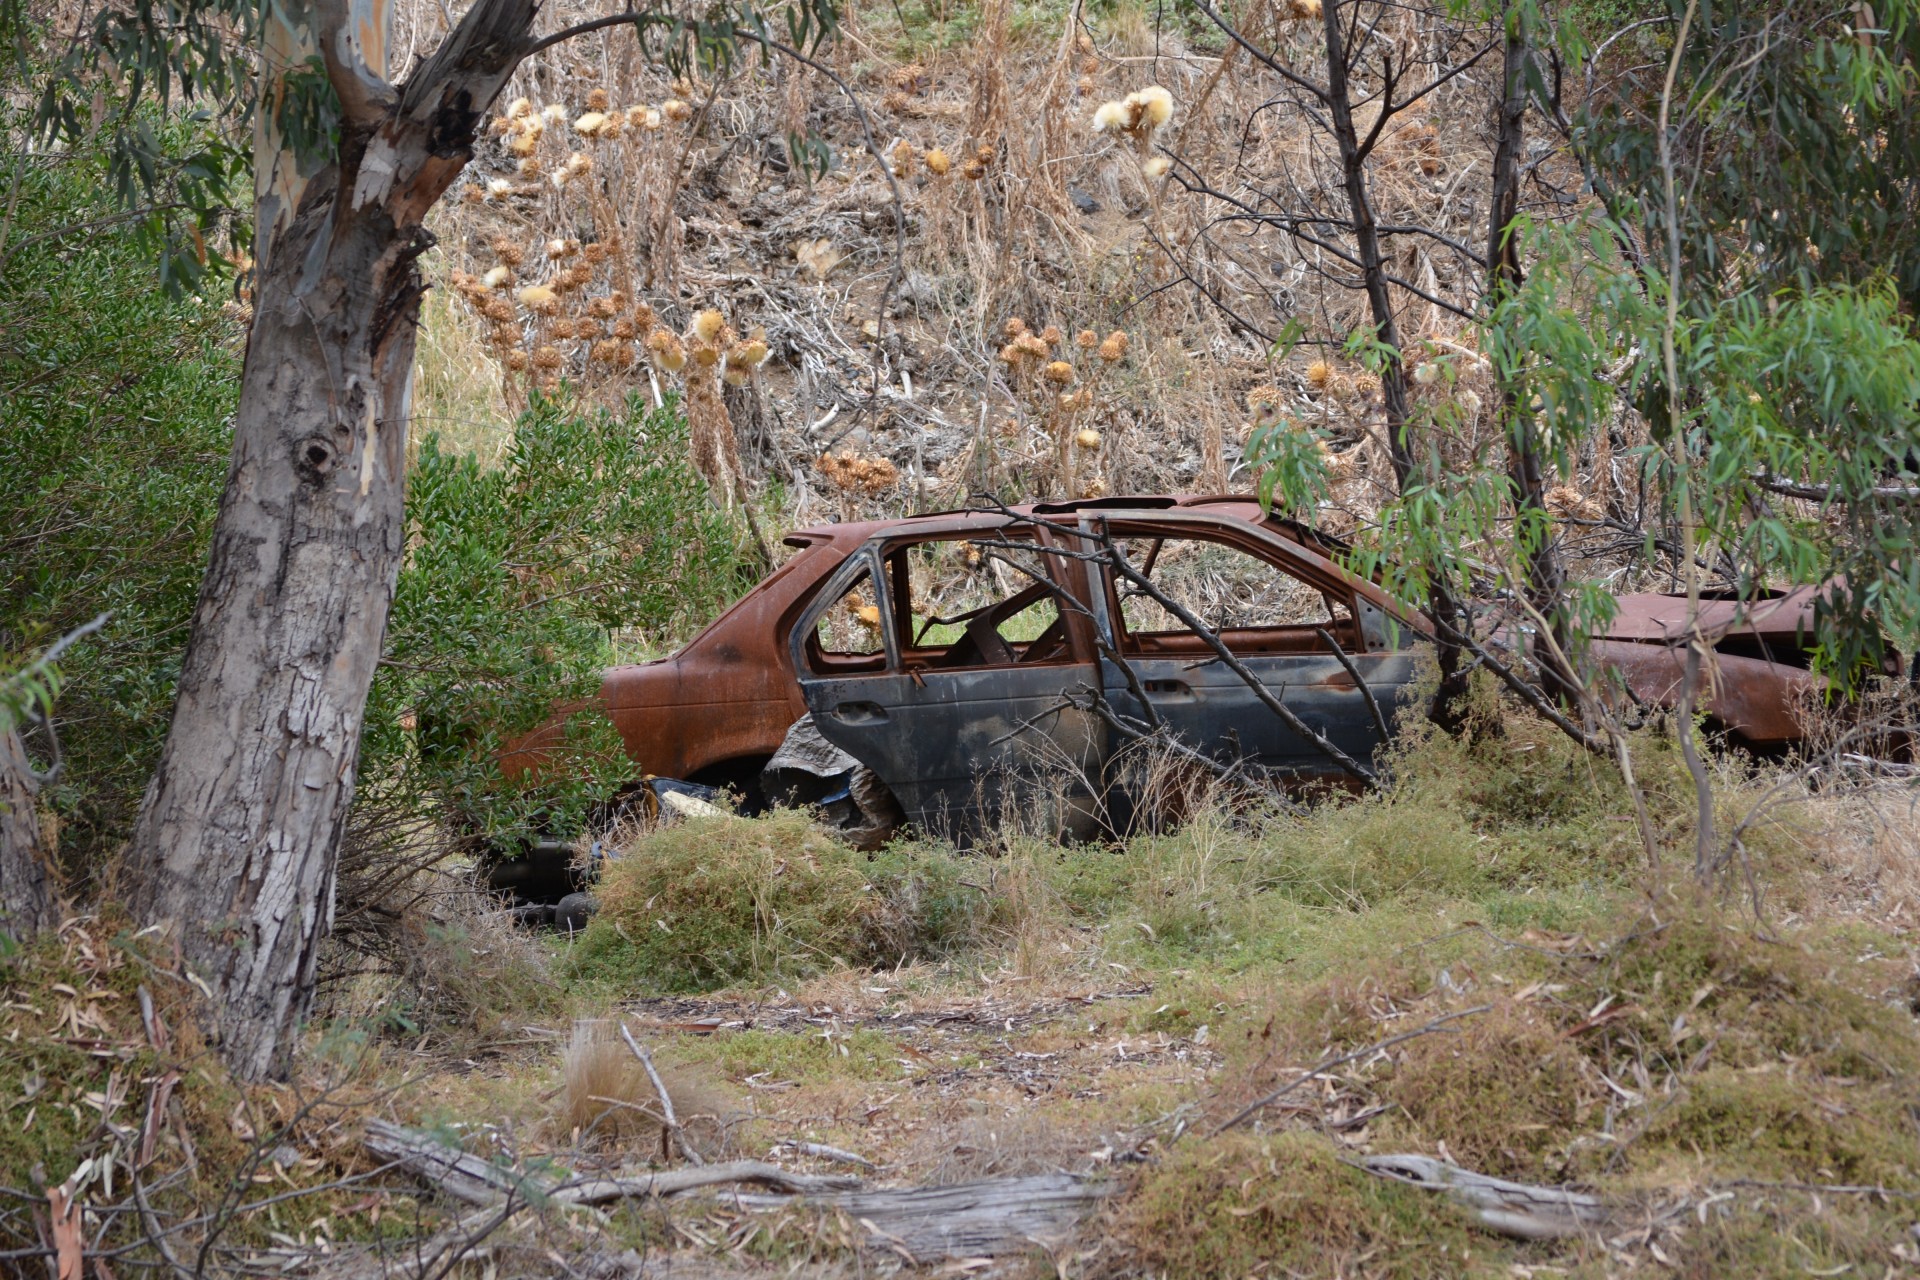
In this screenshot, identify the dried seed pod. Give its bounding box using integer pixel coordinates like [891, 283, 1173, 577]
[517, 285, 559, 313]
[1044, 360, 1076, 385]
[691, 309, 726, 343]
[662, 99, 691, 122]
[1098, 330, 1129, 361]
[590, 295, 619, 318]
[1075, 329, 1098, 349]
[505, 349, 528, 370]
[586, 88, 610, 111]
[532, 344, 565, 369]
[550, 317, 576, 339]
[483, 265, 514, 289]
[925, 147, 951, 176]
[1306, 359, 1333, 389]
[1076, 428, 1102, 449]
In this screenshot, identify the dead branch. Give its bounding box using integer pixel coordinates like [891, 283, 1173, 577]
[619, 1021, 704, 1165]
[1213, 1004, 1491, 1134]
[1356, 1154, 1620, 1240]
[1314, 626, 1390, 743]
[363, 1120, 858, 1209]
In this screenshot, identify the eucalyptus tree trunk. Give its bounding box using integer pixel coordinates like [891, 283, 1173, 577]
[1487, 3, 1569, 697]
[1, 729, 57, 940]
[125, 0, 535, 1079]
[1318, 0, 1473, 731]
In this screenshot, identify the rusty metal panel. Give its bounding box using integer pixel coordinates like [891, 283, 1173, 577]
[1587, 639, 1817, 747]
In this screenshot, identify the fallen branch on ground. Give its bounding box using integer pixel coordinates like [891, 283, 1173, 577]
[1355, 1153, 1622, 1240]
[363, 1120, 859, 1209]
[1213, 1005, 1491, 1134]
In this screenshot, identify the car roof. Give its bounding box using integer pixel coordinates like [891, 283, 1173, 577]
[783, 494, 1345, 554]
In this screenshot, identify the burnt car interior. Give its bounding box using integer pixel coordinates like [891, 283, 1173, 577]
[1103, 527, 1365, 657]
[806, 534, 1079, 674]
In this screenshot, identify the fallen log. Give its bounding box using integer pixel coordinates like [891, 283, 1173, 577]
[1356, 1154, 1616, 1240]
[364, 1120, 860, 1209]
[722, 1173, 1115, 1262]
[364, 1121, 1109, 1261]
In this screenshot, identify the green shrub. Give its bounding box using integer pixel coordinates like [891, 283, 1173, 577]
[356, 391, 754, 850]
[0, 115, 240, 877]
[564, 810, 990, 993]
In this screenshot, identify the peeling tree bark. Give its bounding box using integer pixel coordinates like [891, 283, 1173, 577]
[124, 0, 537, 1079]
[1, 728, 58, 941]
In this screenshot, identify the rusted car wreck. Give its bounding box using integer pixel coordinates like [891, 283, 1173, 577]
[504, 495, 1823, 865]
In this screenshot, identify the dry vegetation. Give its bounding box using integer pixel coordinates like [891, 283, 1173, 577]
[7, 0, 1918, 1275]
[13, 699, 1915, 1276]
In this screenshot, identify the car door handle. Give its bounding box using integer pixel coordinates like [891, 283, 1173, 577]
[832, 701, 888, 724]
[1143, 679, 1191, 696]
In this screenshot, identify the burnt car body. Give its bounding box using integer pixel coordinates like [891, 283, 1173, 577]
[501, 496, 1825, 854]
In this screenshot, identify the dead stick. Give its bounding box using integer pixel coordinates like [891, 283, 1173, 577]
[1213, 1005, 1491, 1135]
[1313, 627, 1390, 744]
[620, 1022, 704, 1166]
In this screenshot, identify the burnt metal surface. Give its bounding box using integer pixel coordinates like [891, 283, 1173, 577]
[501, 496, 1826, 834]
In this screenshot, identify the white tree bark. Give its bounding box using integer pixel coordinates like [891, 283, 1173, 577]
[1, 728, 58, 940]
[125, 0, 537, 1079]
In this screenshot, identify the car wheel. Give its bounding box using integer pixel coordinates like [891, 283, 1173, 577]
[554, 891, 598, 934]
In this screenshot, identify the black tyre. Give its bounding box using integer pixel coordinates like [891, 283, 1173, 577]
[554, 891, 598, 934]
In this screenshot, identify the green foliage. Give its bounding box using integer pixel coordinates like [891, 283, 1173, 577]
[0, 123, 240, 870]
[359, 393, 754, 845]
[565, 810, 991, 993]
[1115, 1131, 1479, 1278]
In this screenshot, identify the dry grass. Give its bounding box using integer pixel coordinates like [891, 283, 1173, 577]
[557, 1016, 740, 1155]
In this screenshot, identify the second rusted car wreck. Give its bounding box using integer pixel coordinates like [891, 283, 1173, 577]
[503, 495, 1823, 866]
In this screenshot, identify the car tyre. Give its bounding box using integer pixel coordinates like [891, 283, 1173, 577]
[554, 891, 598, 935]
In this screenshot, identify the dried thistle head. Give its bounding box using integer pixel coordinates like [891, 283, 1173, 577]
[487, 116, 512, 137]
[1015, 333, 1050, 359]
[722, 366, 749, 387]
[633, 106, 662, 130]
[591, 339, 633, 367]
[590, 295, 619, 318]
[647, 328, 687, 372]
[632, 302, 655, 333]
[508, 131, 538, 156]
[582, 242, 609, 264]
[507, 96, 533, 118]
[516, 155, 542, 176]
[662, 99, 692, 123]
[565, 152, 593, 178]
[485, 178, 514, 199]
[890, 141, 917, 177]
[691, 309, 726, 343]
[1305, 359, 1333, 389]
[1142, 155, 1170, 178]
[1004, 316, 1028, 338]
[692, 344, 722, 368]
[1039, 324, 1063, 347]
[573, 111, 608, 138]
[482, 265, 514, 289]
[532, 344, 565, 370]
[550, 316, 576, 339]
[1075, 329, 1099, 349]
[612, 318, 636, 339]
[1043, 360, 1076, 386]
[586, 88, 610, 111]
[1098, 330, 1129, 361]
[962, 159, 987, 180]
[1075, 428, 1102, 449]
[1246, 384, 1285, 428]
[517, 284, 559, 314]
[925, 147, 951, 176]
[1285, 0, 1321, 18]
[482, 298, 515, 324]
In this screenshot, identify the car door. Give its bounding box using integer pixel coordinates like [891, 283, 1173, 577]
[790, 522, 1107, 841]
[1090, 514, 1419, 778]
